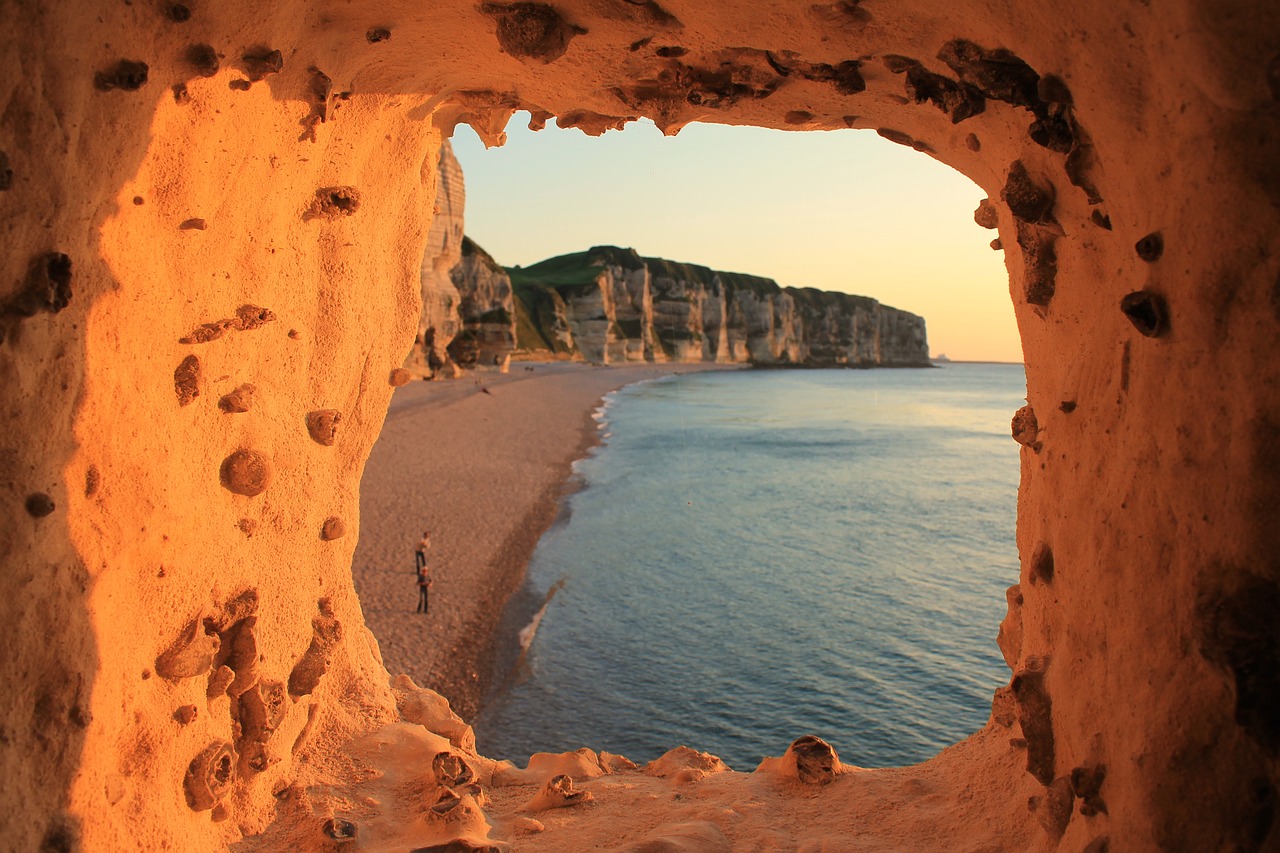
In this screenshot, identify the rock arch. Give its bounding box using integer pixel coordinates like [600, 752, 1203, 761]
[2, 0, 1277, 849]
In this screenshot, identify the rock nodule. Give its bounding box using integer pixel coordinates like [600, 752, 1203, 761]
[219, 450, 271, 496]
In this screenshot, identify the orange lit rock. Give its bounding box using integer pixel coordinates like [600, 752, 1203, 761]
[2, 1, 1278, 851]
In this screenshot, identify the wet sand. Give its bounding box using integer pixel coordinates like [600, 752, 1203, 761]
[353, 361, 738, 720]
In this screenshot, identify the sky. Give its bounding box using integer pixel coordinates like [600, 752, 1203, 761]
[450, 114, 1022, 363]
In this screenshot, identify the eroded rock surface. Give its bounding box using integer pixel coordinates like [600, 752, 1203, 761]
[2, 1, 1278, 851]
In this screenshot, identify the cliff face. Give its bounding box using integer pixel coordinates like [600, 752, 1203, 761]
[511, 247, 930, 367]
[447, 238, 516, 369]
[414, 142, 516, 377]
[416, 140, 465, 375]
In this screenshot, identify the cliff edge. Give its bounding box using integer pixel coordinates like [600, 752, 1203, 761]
[510, 246, 931, 367]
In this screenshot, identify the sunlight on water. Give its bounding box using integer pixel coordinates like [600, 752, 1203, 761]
[475, 363, 1026, 769]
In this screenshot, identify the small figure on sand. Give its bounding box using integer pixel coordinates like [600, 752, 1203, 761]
[415, 531, 432, 614]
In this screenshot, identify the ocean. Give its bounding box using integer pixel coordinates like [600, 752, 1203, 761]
[474, 362, 1026, 770]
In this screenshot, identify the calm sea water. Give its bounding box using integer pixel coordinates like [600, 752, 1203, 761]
[474, 363, 1026, 770]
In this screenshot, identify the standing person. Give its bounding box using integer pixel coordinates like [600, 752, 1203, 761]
[416, 562, 432, 614]
[415, 530, 430, 569]
[415, 531, 432, 614]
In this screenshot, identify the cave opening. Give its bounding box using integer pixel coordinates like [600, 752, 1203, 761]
[354, 113, 1028, 771]
[12, 1, 1273, 847]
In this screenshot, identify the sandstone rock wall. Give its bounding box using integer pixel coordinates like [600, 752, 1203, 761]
[3, 0, 1279, 850]
[513, 247, 931, 366]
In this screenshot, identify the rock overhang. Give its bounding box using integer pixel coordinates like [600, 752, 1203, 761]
[1, 0, 1279, 850]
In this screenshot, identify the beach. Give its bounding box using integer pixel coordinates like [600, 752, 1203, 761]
[352, 361, 738, 720]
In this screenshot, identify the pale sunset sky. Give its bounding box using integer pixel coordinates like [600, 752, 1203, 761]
[451, 114, 1023, 364]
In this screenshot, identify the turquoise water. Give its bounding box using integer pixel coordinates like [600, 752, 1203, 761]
[474, 363, 1026, 770]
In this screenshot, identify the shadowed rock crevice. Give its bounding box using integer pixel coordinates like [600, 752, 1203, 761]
[288, 599, 343, 698]
[1198, 572, 1280, 755]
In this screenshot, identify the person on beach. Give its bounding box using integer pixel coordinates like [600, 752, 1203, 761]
[416, 563, 432, 614]
[415, 530, 430, 569]
[415, 531, 432, 614]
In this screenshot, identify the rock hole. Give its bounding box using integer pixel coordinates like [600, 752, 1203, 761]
[1197, 573, 1280, 755]
[185, 43, 219, 77]
[1030, 543, 1054, 585]
[299, 67, 333, 141]
[304, 186, 362, 221]
[174, 355, 201, 406]
[1120, 340, 1131, 392]
[287, 601, 343, 698]
[320, 517, 345, 541]
[1011, 656, 1055, 784]
[184, 741, 236, 811]
[479, 2, 585, 64]
[1017, 225, 1057, 307]
[39, 816, 78, 853]
[1002, 161, 1054, 224]
[323, 818, 358, 840]
[1135, 231, 1163, 262]
[432, 751, 475, 787]
[876, 127, 916, 147]
[242, 48, 283, 82]
[94, 60, 149, 92]
[938, 40, 1041, 108]
[219, 449, 271, 496]
[1028, 113, 1074, 152]
[0, 151, 12, 190]
[1070, 764, 1107, 816]
[218, 384, 255, 413]
[366, 27, 391, 43]
[5, 252, 72, 317]
[25, 493, 55, 518]
[789, 735, 840, 784]
[306, 409, 342, 445]
[233, 304, 275, 331]
[903, 66, 985, 123]
[164, 3, 190, 22]
[1120, 290, 1169, 338]
[881, 54, 919, 73]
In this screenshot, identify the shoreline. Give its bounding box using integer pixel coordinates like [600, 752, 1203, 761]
[352, 361, 739, 720]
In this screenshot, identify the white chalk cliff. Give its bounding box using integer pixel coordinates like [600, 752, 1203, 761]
[511, 246, 931, 366]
